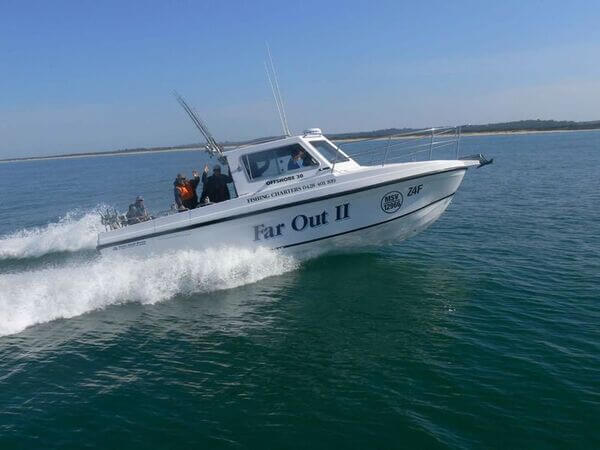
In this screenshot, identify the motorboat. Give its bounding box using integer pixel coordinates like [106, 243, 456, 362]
[97, 125, 491, 257]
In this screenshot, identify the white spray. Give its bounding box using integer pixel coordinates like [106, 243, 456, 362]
[0, 211, 103, 259]
[0, 247, 298, 337]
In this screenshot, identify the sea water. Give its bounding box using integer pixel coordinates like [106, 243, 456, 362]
[0, 132, 598, 448]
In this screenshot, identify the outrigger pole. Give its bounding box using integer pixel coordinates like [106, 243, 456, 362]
[265, 43, 291, 137]
[172, 91, 223, 156]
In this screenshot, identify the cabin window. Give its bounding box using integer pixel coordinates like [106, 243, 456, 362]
[242, 144, 318, 181]
[309, 140, 349, 163]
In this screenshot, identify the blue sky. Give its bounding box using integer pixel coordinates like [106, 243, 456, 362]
[1, 0, 600, 157]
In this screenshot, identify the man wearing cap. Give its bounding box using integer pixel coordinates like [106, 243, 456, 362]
[200, 163, 234, 203]
[174, 170, 201, 211]
[126, 196, 150, 224]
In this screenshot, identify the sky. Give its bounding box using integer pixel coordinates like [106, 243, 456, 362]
[1, 0, 600, 158]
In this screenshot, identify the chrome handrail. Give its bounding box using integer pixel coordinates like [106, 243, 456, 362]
[337, 126, 462, 166]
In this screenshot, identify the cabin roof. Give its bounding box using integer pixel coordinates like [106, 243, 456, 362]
[224, 135, 308, 158]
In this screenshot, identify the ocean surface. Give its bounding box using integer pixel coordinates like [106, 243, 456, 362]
[0, 131, 598, 449]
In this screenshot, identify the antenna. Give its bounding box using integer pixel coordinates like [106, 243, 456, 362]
[265, 43, 291, 136]
[172, 91, 223, 156]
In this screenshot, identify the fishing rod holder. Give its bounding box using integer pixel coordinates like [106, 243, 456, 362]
[99, 208, 127, 231]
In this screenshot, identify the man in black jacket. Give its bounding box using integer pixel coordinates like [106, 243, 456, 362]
[201, 164, 233, 203]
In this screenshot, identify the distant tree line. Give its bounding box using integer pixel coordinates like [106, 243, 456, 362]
[328, 120, 600, 140]
[460, 119, 600, 133]
[3, 119, 599, 162]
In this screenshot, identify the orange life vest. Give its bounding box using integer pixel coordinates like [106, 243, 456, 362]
[177, 183, 194, 200]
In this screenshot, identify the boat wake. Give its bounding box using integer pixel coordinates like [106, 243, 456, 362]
[0, 210, 103, 260]
[0, 247, 297, 337]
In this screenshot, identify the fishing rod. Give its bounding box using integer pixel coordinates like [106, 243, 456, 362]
[173, 91, 223, 156]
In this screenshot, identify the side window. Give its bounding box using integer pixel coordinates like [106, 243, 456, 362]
[243, 150, 279, 179]
[242, 144, 318, 181]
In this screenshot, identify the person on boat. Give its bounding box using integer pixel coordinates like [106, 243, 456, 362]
[288, 147, 304, 170]
[288, 147, 315, 171]
[126, 196, 150, 224]
[200, 164, 233, 203]
[173, 171, 201, 211]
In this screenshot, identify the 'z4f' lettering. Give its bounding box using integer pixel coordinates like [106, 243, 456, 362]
[408, 184, 423, 196]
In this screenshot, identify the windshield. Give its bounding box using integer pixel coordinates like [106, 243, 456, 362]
[309, 140, 349, 164]
[242, 144, 318, 181]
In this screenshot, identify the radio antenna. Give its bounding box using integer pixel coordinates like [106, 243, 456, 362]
[265, 43, 291, 136]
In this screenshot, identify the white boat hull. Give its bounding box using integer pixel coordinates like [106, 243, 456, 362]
[98, 162, 470, 258]
[287, 195, 454, 258]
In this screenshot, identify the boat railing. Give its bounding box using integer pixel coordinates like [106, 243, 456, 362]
[336, 126, 462, 166]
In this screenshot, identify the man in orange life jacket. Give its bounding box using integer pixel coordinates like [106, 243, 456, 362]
[173, 171, 201, 211]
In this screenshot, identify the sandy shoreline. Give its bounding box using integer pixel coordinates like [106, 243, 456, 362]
[2, 128, 598, 164]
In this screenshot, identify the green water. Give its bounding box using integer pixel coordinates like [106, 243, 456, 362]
[0, 132, 599, 448]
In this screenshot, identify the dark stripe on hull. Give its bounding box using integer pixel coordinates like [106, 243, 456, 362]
[281, 192, 455, 249]
[98, 167, 466, 250]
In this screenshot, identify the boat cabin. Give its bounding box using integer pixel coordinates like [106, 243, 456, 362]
[223, 129, 359, 197]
